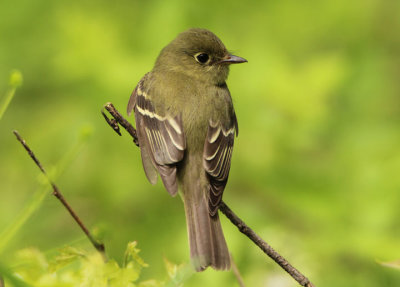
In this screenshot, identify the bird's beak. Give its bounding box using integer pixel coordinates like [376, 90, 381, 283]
[219, 54, 247, 64]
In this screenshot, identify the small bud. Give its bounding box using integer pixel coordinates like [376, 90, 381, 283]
[9, 70, 23, 87]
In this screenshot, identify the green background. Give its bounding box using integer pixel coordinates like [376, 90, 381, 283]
[1, 0, 400, 286]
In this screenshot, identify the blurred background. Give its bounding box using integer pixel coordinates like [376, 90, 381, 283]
[1, 0, 400, 286]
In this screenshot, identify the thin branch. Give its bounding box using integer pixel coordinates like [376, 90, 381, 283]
[102, 102, 139, 146]
[220, 202, 314, 287]
[13, 130, 107, 262]
[101, 103, 315, 287]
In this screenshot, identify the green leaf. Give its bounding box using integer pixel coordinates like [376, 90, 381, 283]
[1, 242, 161, 287]
[163, 259, 193, 287]
[79, 253, 108, 287]
[13, 248, 48, 283]
[124, 241, 149, 269]
[0, 262, 32, 287]
[138, 280, 163, 287]
[107, 261, 139, 287]
[163, 257, 178, 280]
[49, 246, 87, 272]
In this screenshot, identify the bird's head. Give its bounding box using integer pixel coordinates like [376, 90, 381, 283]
[154, 28, 247, 85]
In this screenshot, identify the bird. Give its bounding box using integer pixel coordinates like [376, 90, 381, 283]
[127, 28, 247, 271]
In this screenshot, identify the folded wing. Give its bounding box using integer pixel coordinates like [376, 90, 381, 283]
[203, 119, 237, 216]
[127, 76, 186, 196]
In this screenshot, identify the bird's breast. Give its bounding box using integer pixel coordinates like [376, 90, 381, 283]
[150, 71, 234, 153]
[181, 84, 234, 153]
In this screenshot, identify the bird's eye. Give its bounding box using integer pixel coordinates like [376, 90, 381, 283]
[195, 53, 209, 64]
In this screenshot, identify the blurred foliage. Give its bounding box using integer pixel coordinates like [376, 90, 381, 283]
[1, 0, 400, 286]
[1, 241, 187, 287]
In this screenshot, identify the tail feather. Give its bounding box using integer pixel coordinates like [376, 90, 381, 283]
[183, 189, 230, 271]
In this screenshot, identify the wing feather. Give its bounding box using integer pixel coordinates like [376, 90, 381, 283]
[203, 121, 236, 216]
[128, 75, 186, 196]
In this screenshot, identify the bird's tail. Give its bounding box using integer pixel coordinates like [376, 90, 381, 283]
[182, 184, 231, 271]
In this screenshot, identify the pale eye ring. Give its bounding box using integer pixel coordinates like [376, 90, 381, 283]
[194, 52, 210, 64]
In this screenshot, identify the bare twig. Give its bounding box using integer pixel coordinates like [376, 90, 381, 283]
[101, 103, 315, 287]
[102, 102, 139, 146]
[220, 202, 314, 287]
[13, 130, 107, 262]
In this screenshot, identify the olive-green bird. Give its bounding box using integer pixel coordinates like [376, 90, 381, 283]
[127, 28, 246, 271]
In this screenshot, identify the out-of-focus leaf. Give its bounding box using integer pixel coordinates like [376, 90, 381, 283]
[124, 241, 149, 268]
[13, 248, 48, 283]
[0, 262, 31, 287]
[163, 258, 193, 287]
[163, 257, 178, 280]
[108, 262, 139, 287]
[49, 246, 86, 272]
[138, 279, 163, 287]
[104, 259, 139, 287]
[103, 259, 120, 276]
[79, 253, 108, 287]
